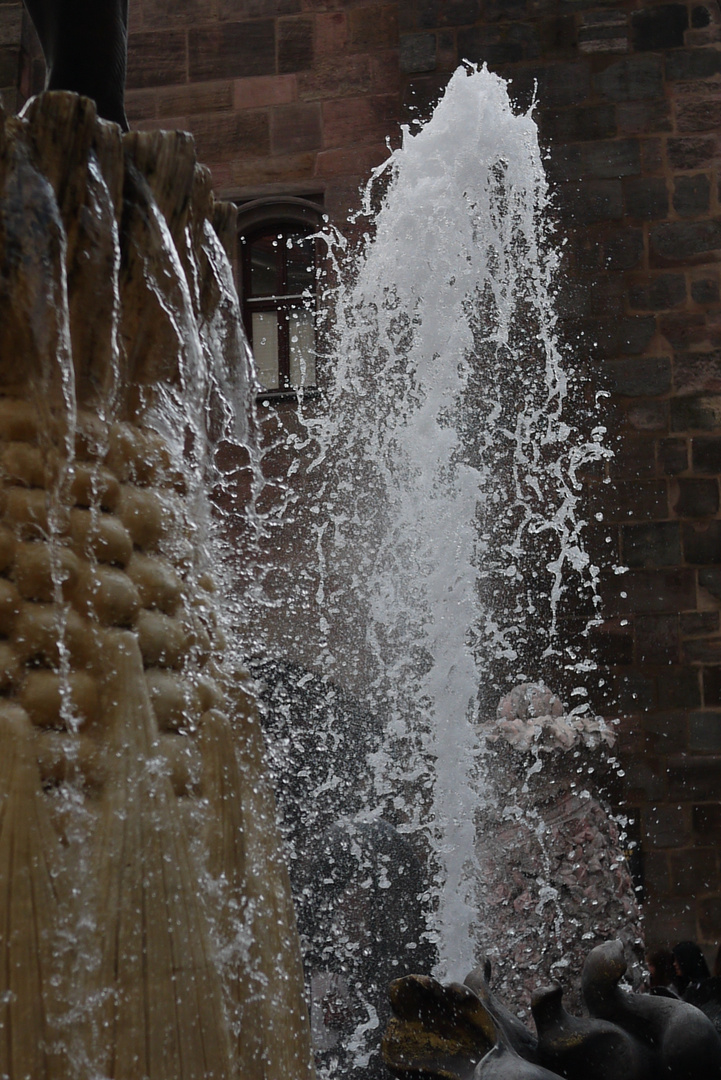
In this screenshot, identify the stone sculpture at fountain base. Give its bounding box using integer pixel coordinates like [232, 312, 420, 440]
[0, 91, 314, 1079]
[383, 939, 721, 1079]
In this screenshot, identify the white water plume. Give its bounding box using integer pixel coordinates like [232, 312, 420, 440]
[292, 64, 610, 986]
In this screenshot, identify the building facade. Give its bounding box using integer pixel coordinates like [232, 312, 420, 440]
[4, 0, 721, 954]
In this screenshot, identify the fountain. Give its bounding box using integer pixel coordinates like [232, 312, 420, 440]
[0, 92, 314, 1078]
[3, 30, 719, 1079]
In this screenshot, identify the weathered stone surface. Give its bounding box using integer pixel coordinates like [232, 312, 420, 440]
[624, 175, 669, 218]
[235, 72, 297, 109]
[668, 756, 721, 800]
[677, 91, 721, 133]
[617, 97, 672, 134]
[279, 15, 315, 73]
[666, 46, 721, 80]
[189, 21, 276, 81]
[607, 356, 672, 396]
[299, 55, 372, 100]
[672, 395, 721, 430]
[629, 273, 686, 310]
[605, 568, 683, 618]
[600, 227, 644, 270]
[400, 32, 437, 73]
[0, 4, 21, 47]
[674, 351, 721, 396]
[0, 91, 314, 1080]
[457, 22, 535, 65]
[541, 103, 616, 142]
[511, 60, 590, 110]
[156, 80, 235, 119]
[668, 134, 720, 170]
[623, 522, 682, 568]
[694, 435, 721, 472]
[691, 275, 720, 304]
[659, 437, 689, 475]
[638, 613, 677, 660]
[631, 4, 688, 51]
[270, 101, 322, 153]
[322, 92, 399, 148]
[418, 0, 480, 29]
[349, 3, 398, 48]
[690, 717, 721, 751]
[191, 108, 270, 161]
[674, 172, 711, 217]
[651, 220, 721, 262]
[672, 477, 719, 516]
[565, 178, 624, 223]
[683, 520, 721, 563]
[681, 609, 719, 635]
[581, 137, 640, 178]
[126, 30, 187, 89]
[657, 669, 701, 708]
[594, 54, 664, 100]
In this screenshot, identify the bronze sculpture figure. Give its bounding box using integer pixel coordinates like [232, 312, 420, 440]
[383, 939, 721, 1080]
[22, 0, 129, 128]
[582, 940, 721, 1080]
[531, 982, 650, 1080]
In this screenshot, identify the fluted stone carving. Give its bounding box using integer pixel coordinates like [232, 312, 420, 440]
[0, 91, 314, 1079]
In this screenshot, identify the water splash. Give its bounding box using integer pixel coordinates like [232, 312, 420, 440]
[275, 64, 611, 999]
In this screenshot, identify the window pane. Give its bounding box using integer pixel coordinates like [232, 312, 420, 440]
[286, 234, 315, 295]
[252, 311, 279, 389]
[250, 234, 279, 296]
[289, 309, 316, 387]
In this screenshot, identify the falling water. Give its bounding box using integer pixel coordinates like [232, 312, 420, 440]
[0, 96, 319, 1079]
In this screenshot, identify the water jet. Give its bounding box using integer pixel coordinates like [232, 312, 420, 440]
[255, 65, 641, 1074]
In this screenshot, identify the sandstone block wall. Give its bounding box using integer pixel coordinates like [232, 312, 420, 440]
[122, 0, 403, 219]
[0, 3, 22, 110]
[7, 0, 721, 950]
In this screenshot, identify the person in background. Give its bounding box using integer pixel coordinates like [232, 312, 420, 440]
[646, 946, 676, 992]
[713, 943, 721, 978]
[679, 943, 721, 1035]
[672, 940, 711, 997]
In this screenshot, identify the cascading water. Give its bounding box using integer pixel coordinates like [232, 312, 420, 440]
[250, 64, 616, 1075]
[0, 96, 316, 1080]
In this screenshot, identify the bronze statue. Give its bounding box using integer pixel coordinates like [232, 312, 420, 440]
[464, 960, 539, 1064]
[582, 940, 721, 1080]
[22, 0, 129, 128]
[473, 1032, 567, 1080]
[532, 982, 650, 1080]
[383, 939, 721, 1080]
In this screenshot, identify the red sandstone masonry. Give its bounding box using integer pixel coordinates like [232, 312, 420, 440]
[271, 101, 323, 153]
[315, 11, 349, 56]
[322, 92, 400, 147]
[235, 73, 297, 109]
[298, 55, 374, 100]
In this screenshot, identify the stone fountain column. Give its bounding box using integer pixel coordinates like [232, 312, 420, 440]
[0, 92, 315, 1080]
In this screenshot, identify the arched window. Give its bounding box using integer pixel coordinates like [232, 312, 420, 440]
[237, 197, 324, 396]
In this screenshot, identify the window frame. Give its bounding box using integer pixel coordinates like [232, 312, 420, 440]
[237, 197, 325, 402]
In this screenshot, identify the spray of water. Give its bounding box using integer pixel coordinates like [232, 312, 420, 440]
[276, 66, 607, 994]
